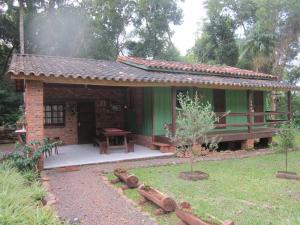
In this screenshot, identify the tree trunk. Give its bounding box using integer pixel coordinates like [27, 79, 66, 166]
[189, 145, 194, 174]
[19, 0, 25, 54]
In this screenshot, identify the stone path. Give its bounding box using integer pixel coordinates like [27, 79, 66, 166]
[45, 149, 272, 225]
[45, 167, 157, 225]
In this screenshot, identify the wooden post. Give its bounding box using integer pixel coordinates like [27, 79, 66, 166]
[171, 87, 177, 134]
[287, 91, 292, 121]
[247, 90, 254, 133]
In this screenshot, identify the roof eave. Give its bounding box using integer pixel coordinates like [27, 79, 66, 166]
[10, 73, 300, 92]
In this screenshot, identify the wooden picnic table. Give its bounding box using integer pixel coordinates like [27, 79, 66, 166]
[102, 128, 132, 153]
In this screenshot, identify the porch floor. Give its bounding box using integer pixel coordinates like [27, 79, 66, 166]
[44, 144, 173, 169]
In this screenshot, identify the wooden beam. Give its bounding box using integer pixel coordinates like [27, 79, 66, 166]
[247, 90, 254, 133]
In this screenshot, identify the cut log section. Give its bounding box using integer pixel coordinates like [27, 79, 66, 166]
[138, 184, 177, 213]
[276, 171, 300, 180]
[175, 208, 234, 225]
[112, 169, 139, 188]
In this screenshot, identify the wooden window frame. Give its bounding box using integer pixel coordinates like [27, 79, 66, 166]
[44, 103, 65, 127]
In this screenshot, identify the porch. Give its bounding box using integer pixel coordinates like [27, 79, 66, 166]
[44, 144, 173, 169]
[40, 83, 290, 154]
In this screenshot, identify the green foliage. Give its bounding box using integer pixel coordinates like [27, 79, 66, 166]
[171, 92, 218, 146]
[167, 92, 219, 173]
[0, 80, 22, 126]
[5, 138, 60, 172]
[192, 15, 239, 66]
[292, 93, 300, 127]
[0, 163, 60, 225]
[126, 0, 183, 59]
[284, 66, 300, 86]
[22, 169, 40, 183]
[273, 122, 297, 153]
[196, 0, 300, 76]
[238, 23, 276, 73]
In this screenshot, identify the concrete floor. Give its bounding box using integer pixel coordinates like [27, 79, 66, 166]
[44, 144, 173, 169]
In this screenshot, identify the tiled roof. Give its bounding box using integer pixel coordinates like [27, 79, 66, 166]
[117, 56, 277, 80]
[7, 54, 299, 91]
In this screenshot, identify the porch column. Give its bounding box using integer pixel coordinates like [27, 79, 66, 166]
[287, 91, 292, 121]
[247, 90, 254, 133]
[171, 87, 177, 134]
[25, 80, 44, 143]
[243, 90, 254, 150]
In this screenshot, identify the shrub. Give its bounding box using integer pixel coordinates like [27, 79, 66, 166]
[0, 164, 61, 225]
[5, 138, 61, 172]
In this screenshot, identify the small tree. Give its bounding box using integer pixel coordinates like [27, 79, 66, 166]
[167, 92, 219, 174]
[274, 121, 297, 172]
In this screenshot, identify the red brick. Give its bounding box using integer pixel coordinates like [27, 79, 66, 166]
[25, 80, 44, 143]
[43, 85, 126, 144]
[241, 139, 254, 150]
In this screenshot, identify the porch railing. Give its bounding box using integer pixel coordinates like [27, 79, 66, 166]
[215, 111, 291, 132]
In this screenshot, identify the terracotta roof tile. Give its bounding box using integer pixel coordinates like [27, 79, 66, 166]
[7, 54, 299, 91]
[117, 56, 277, 80]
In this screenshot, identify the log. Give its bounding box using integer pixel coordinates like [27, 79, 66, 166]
[175, 209, 234, 225]
[222, 221, 235, 225]
[113, 170, 139, 188]
[138, 184, 177, 212]
[176, 209, 215, 225]
[174, 222, 187, 225]
[110, 178, 120, 184]
[276, 171, 300, 180]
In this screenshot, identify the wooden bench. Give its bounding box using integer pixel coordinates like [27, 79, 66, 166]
[94, 136, 135, 154]
[93, 137, 108, 154]
[152, 142, 176, 153]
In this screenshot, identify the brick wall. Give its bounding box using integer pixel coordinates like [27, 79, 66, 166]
[25, 80, 44, 142]
[44, 101, 77, 145]
[44, 85, 126, 144]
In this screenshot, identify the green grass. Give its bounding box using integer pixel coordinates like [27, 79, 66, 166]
[0, 164, 61, 225]
[107, 151, 300, 225]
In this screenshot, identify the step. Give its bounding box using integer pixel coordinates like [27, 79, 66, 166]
[152, 142, 171, 147]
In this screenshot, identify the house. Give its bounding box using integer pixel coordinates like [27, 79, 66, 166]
[7, 54, 299, 167]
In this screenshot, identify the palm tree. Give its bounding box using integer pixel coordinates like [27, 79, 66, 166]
[238, 24, 276, 73]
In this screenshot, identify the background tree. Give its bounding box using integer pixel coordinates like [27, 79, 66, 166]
[125, 0, 183, 59]
[238, 23, 276, 73]
[192, 14, 239, 66]
[202, 0, 300, 76]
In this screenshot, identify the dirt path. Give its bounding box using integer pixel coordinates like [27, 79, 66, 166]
[45, 149, 272, 225]
[45, 167, 157, 225]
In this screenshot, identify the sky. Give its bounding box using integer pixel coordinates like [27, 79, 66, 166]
[172, 0, 207, 55]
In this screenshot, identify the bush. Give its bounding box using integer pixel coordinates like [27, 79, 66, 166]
[0, 164, 61, 225]
[4, 138, 61, 172]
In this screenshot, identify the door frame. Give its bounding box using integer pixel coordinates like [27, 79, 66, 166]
[77, 101, 96, 144]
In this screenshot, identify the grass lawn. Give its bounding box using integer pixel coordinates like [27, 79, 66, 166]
[107, 150, 300, 225]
